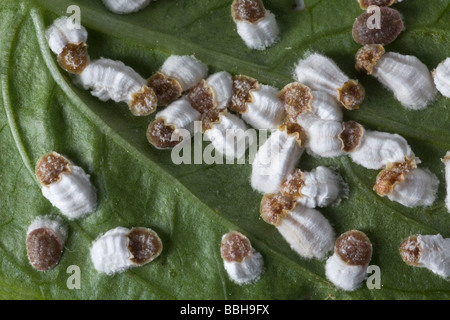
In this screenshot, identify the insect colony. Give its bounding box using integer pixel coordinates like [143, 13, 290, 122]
[28, 0, 450, 293]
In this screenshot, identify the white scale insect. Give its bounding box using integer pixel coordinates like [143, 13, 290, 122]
[280, 166, 345, 209]
[220, 231, 264, 284]
[433, 57, 450, 99]
[90, 226, 162, 275]
[251, 125, 305, 195]
[294, 53, 366, 110]
[35, 152, 97, 220]
[46, 17, 90, 74]
[26, 215, 68, 272]
[147, 55, 208, 106]
[443, 152, 450, 212]
[400, 234, 450, 279]
[356, 44, 438, 110]
[77, 58, 158, 116]
[187, 71, 252, 159]
[231, 0, 280, 50]
[260, 194, 336, 260]
[373, 158, 439, 208]
[280, 82, 343, 123]
[325, 230, 372, 291]
[297, 114, 364, 158]
[102, 0, 152, 14]
[230, 75, 285, 130]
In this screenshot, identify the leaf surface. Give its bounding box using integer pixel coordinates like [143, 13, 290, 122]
[0, 0, 449, 299]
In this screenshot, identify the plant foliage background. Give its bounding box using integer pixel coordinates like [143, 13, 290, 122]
[0, 0, 449, 299]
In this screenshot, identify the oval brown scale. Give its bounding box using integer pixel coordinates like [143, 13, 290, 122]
[232, 0, 266, 23]
[352, 7, 404, 46]
[57, 42, 89, 74]
[260, 194, 296, 226]
[373, 158, 416, 196]
[147, 118, 181, 149]
[127, 227, 162, 265]
[399, 236, 422, 266]
[339, 121, 364, 153]
[337, 80, 365, 110]
[358, 0, 396, 10]
[147, 72, 183, 106]
[283, 122, 307, 147]
[186, 80, 216, 114]
[36, 152, 70, 186]
[279, 82, 313, 123]
[335, 230, 372, 266]
[200, 109, 223, 132]
[229, 75, 259, 114]
[221, 231, 252, 263]
[26, 228, 64, 271]
[129, 85, 157, 116]
[280, 169, 305, 200]
[355, 44, 386, 75]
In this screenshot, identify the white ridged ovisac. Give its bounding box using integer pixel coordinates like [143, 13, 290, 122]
[36, 152, 97, 220]
[279, 82, 343, 123]
[102, 0, 151, 14]
[294, 53, 365, 110]
[220, 231, 264, 285]
[146, 98, 201, 149]
[90, 226, 162, 275]
[443, 152, 450, 212]
[310, 91, 343, 122]
[386, 168, 439, 208]
[297, 114, 345, 158]
[251, 128, 304, 194]
[243, 85, 285, 129]
[46, 16, 89, 74]
[260, 194, 335, 259]
[277, 206, 335, 259]
[206, 71, 233, 110]
[400, 234, 450, 279]
[230, 76, 285, 129]
[159, 55, 208, 92]
[281, 166, 345, 208]
[231, 0, 279, 50]
[433, 57, 450, 98]
[204, 111, 251, 160]
[155, 98, 201, 136]
[27, 215, 68, 243]
[325, 230, 372, 291]
[46, 16, 88, 55]
[350, 130, 416, 170]
[356, 45, 437, 110]
[77, 58, 157, 116]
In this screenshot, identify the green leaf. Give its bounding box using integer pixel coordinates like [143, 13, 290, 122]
[0, 0, 449, 300]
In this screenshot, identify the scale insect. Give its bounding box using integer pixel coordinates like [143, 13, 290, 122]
[325, 230, 373, 291]
[77, 58, 158, 116]
[230, 75, 285, 129]
[260, 194, 336, 259]
[147, 55, 208, 106]
[400, 234, 450, 279]
[231, 0, 280, 50]
[356, 44, 438, 110]
[90, 226, 163, 275]
[46, 16, 89, 74]
[294, 53, 366, 110]
[26, 215, 68, 271]
[220, 231, 264, 284]
[35, 152, 97, 220]
[102, 0, 152, 14]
